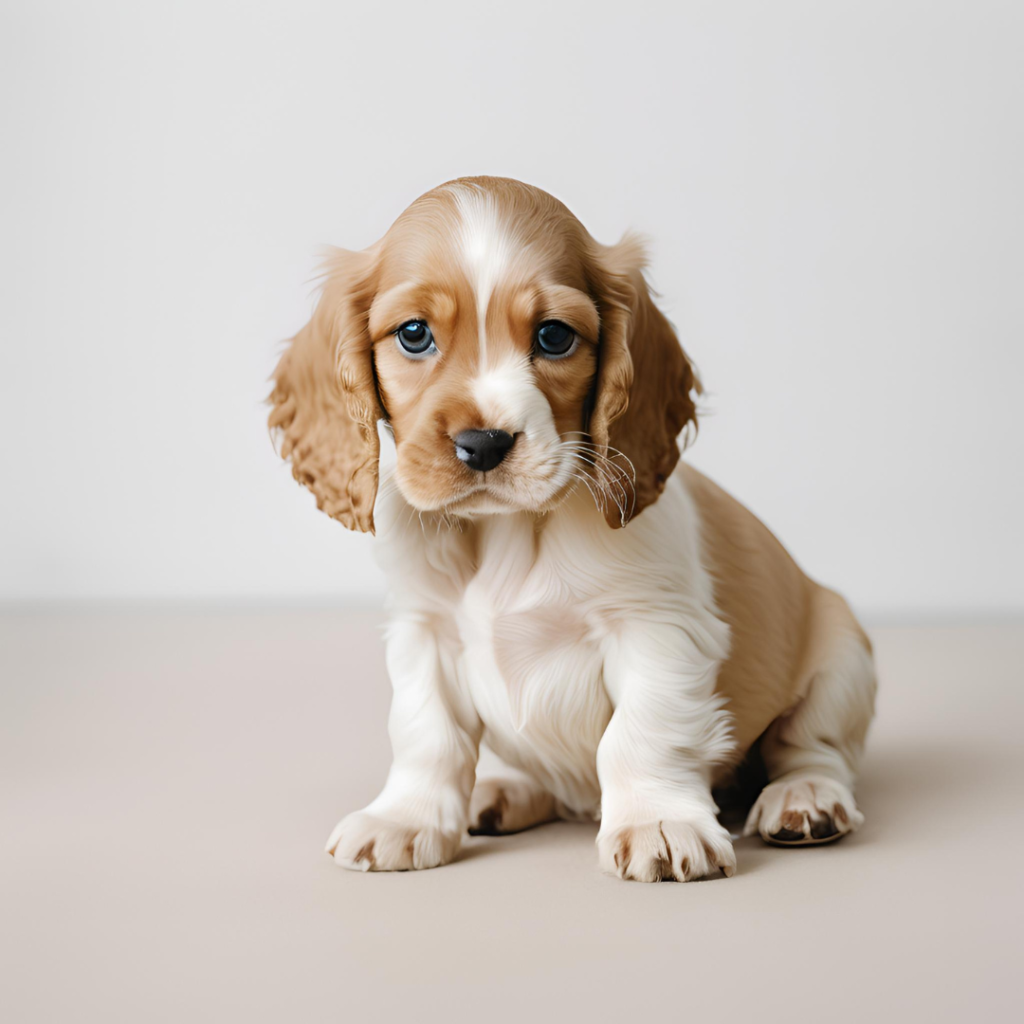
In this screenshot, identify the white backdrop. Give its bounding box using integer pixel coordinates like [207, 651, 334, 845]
[2, 1, 1022, 617]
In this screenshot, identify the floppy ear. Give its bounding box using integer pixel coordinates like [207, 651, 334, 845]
[267, 248, 383, 533]
[588, 234, 700, 528]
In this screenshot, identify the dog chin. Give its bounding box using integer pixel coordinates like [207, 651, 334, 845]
[450, 492, 519, 516]
[443, 485, 549, 517]
[452, 476, 577, 518]
[402, 478, 564, 519]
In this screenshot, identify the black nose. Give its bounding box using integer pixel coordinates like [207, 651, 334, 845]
[454, 429, 515, 472]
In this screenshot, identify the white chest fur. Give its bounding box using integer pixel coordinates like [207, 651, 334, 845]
[372, 465, 722, 818]
[452, 512, 612, 815]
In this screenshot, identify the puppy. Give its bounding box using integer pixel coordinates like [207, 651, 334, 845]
[269, 177, 876, 882]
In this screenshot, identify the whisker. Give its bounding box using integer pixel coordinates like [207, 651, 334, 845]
[560, 445, 632, 492]
[568, 468, 605, 515]
[557, 438, 638, 523]
[566, 451, 626, 522]
[562, 454, 609, 511]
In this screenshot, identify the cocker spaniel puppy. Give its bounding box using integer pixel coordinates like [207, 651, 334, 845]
[269, 177, 876, 882]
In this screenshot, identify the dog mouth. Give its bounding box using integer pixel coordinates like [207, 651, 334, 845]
[446, 461, 577, 516]
[394, 437, 578, 517]
[407, 469, 568, 517]
[444, 489, 519, 514]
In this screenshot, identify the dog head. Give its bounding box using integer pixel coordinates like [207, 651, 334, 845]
[269, 177, 699, 532]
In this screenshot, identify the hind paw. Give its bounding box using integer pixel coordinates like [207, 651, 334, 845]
[744, 776, 863, 846]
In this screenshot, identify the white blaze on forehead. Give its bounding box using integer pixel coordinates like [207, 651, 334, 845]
[450, 187, 515, 368]
[473, 358, 556, 441]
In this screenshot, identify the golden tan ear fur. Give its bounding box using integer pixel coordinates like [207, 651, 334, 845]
[267, 249, 382, 533]
[587, 235, 700, 528]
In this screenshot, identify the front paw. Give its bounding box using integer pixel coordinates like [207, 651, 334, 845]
[598, 817, 736, 882]
[325, 811, 462, 872]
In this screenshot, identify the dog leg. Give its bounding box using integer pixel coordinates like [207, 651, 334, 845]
[468, 776, 559, 835]
[326, 617, 481, 871]
[596, 620, 737, 882]
[745, 593, 877, 846]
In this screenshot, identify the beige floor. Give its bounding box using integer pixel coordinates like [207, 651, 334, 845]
[1, 610, 1021, 1023]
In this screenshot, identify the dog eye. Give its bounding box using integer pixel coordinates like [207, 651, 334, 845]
[395, 320, 437, 358]
[535, 321, 577, 359]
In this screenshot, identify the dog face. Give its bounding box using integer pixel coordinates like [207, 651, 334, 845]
[368, 184, 604, 519]
[270, 177, 699, 532]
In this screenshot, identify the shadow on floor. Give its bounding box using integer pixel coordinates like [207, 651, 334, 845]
[452, 736, 1017, 871]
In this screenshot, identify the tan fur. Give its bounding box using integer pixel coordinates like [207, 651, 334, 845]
[269, 249, 381, 532]
[589, 240, 700, 527]
[683, 464, 873, 780]
[682, 465, 815, 763]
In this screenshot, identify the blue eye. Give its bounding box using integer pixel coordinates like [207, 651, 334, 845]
[535, 321, 576, 358]
[395, 321, 436, 357]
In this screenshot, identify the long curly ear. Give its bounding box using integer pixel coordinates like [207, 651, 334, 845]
[268, 248, 382, 532]
[588, 234, 700, 528]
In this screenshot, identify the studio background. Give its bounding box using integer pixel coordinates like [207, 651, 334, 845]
[3, 0, 1022, 619]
